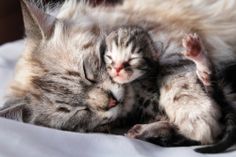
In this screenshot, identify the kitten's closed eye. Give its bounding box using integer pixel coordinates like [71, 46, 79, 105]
[128, 57, 142, 66]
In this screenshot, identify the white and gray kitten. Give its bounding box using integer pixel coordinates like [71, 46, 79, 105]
[104, 26, 236, 153]
[104, 26, 158, 84]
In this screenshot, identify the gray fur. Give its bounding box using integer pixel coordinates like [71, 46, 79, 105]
[0, 0, 135, 133]
[1, 1, 235, 153]
[104, 26, 236, 152]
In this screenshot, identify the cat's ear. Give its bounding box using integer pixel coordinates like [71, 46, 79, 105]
[0, 101, 26, 122]
[20, 0, 56, 40]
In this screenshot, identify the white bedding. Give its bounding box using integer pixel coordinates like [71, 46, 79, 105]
[0, 40, 235, 157]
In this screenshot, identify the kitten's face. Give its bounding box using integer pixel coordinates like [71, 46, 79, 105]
[104, 27, 155, 84]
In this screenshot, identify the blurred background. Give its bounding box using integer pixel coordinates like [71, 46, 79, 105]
[0, 0, 23, 44]
[0, 0, 121, 45]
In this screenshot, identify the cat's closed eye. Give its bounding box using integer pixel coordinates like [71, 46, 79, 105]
[104, 54, 112, 63]
[83, 62, 97, 84]
[105, 54, 112, 60]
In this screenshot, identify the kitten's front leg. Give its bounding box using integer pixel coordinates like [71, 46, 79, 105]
[126, 121, 177, 146]
[182, 33, 213, 86]
[126, 121, 200, 147]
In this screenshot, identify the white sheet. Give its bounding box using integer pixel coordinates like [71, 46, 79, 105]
[0, 40, 235, 157]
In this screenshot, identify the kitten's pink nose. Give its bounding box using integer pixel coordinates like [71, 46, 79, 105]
[115, 64, 124, 74]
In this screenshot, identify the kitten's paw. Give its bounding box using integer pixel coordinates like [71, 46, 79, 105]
[126, 124, 145, 139]
[182, 33, 201, 58]
[126, 122, 176, 147]
[182, 33, 212, 86]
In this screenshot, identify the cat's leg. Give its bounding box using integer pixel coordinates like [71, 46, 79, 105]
[126, 121, 200, 146]
[182, 33, 213, 86]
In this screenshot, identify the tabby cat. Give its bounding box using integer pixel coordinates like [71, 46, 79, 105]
[0, 0, 135, 132]
[104, 26, 236, 153]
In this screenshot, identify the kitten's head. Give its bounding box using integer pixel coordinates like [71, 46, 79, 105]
[104, 26, 158, 84]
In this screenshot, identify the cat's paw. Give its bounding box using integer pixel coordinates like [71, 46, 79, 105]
[182, 33, 202, 58]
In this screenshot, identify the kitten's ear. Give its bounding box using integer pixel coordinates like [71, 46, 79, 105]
[20, 0, 56, 40]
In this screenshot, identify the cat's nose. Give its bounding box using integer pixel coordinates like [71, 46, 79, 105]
[115, 64, 124, 74]
[107, 92, 118, 109]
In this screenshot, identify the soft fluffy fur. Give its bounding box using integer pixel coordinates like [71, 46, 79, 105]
[104, 26, 236, 153]
[1, 0, 236, 153]
[0, 0, 135, 132]
[63, 0, 236, 68]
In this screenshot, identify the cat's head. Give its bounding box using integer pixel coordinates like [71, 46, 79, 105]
[104, 26, 158, 84]
[0, 0, 135, 132]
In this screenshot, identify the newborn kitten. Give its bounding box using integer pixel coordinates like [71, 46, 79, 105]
[104, 26, 158, 84]
[104, 26, 236, 153]
[180, 34, 236, 153]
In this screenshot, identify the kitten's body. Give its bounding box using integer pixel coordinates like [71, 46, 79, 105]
[104, 26, 236, 153]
